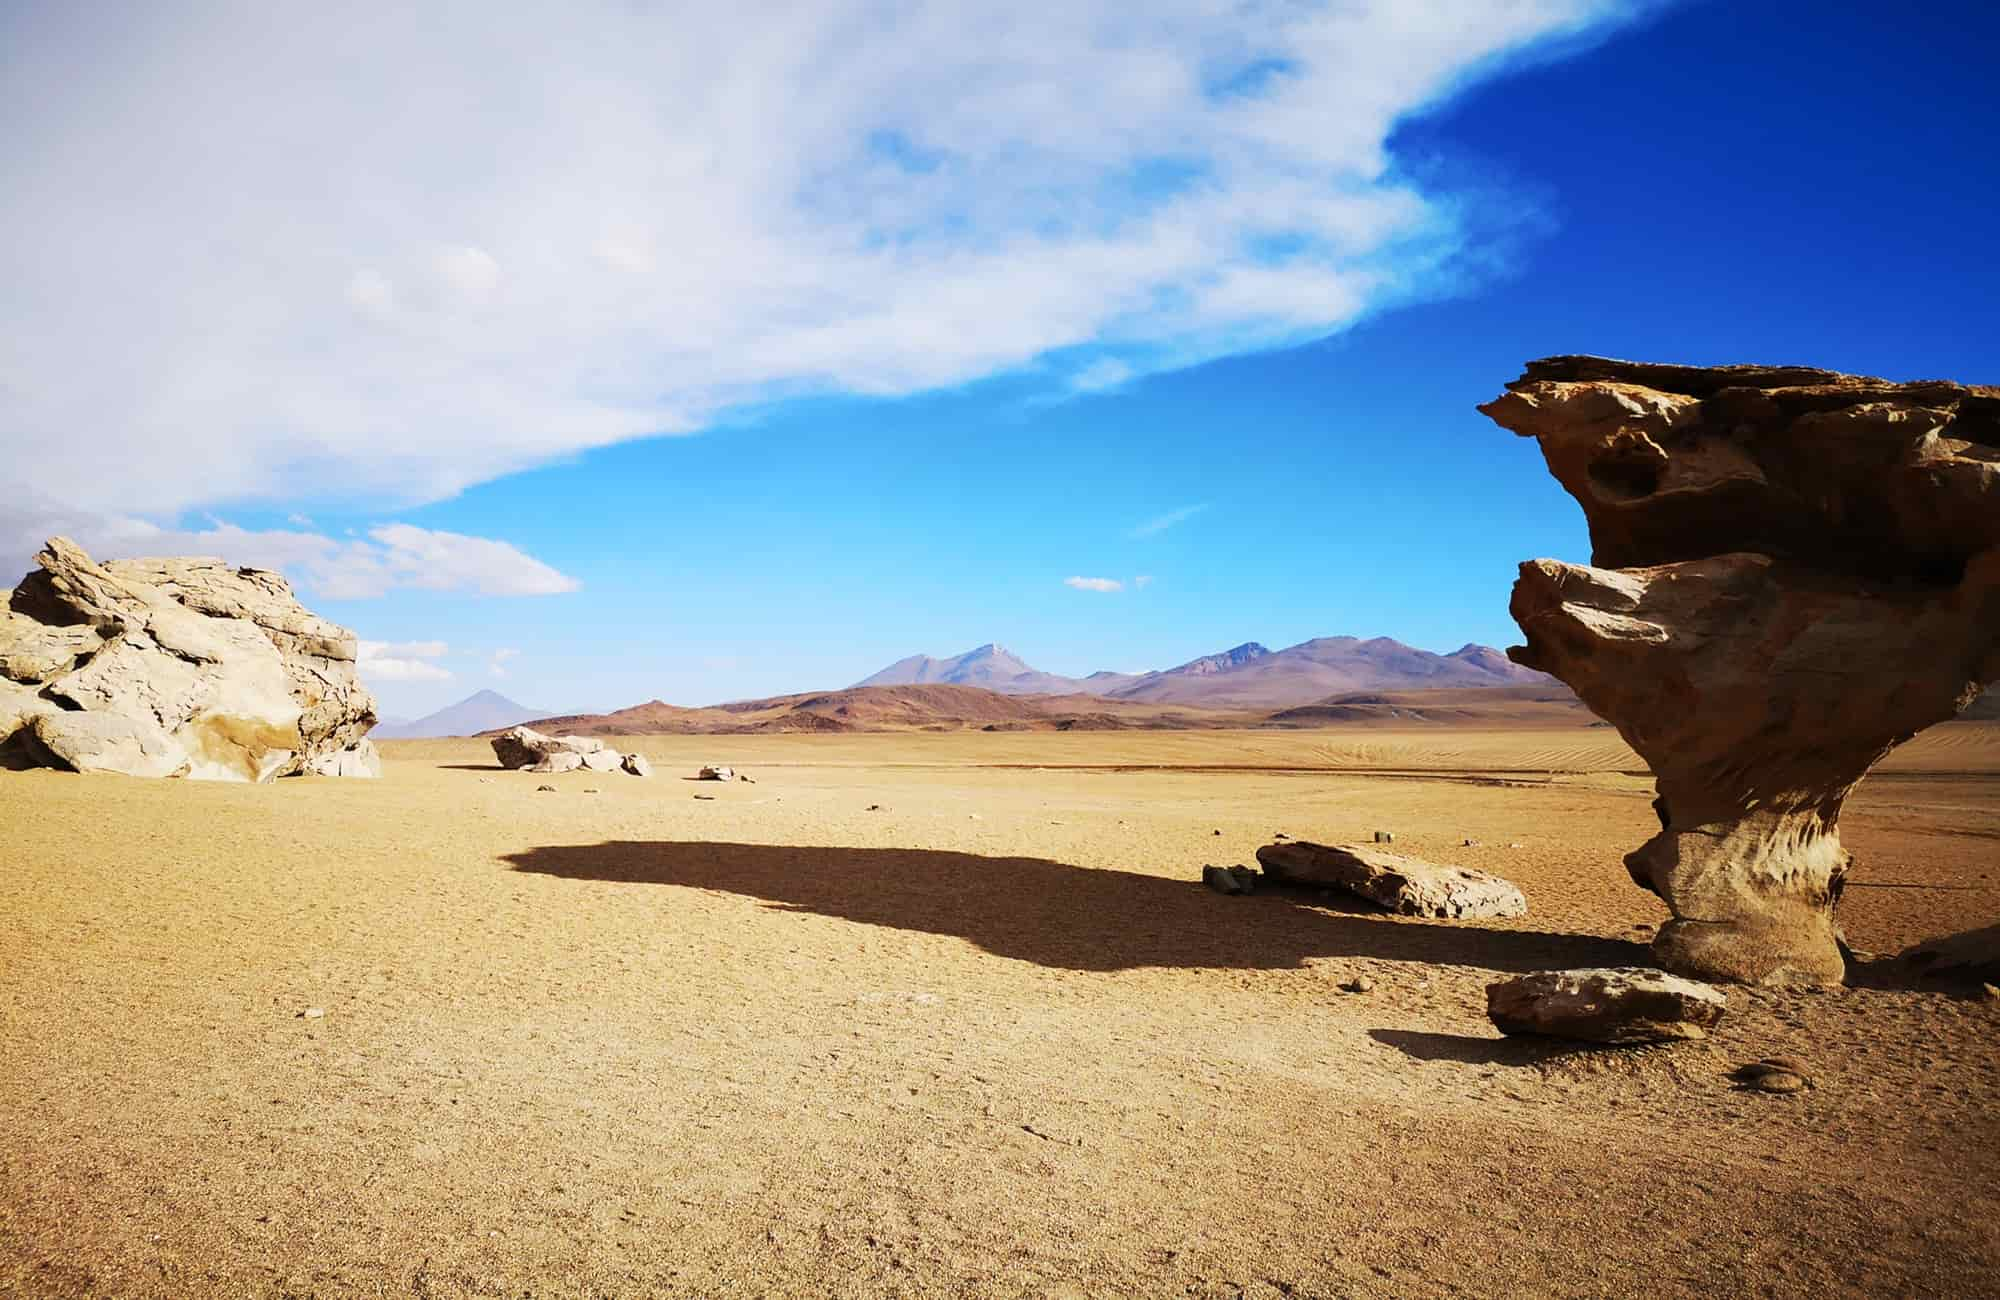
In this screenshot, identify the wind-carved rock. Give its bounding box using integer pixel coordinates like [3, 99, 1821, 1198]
[1482, 357, 2000, 985]
[0, 537, 379, 781]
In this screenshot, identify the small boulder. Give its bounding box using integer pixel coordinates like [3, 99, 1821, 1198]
[305, 738, 381, 778]
[1255, 841, 1527, 919]
[1373, 830, 1394, 844]
[1201, 865, 1258, 896]
[697, 764, 735, 781]
[1486, 967, 1726, 1044]
[579, 748, 621, 773]
[620, 753, 651, 777]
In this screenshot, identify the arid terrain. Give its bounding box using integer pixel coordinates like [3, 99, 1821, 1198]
[4, 720, 1999, 1297]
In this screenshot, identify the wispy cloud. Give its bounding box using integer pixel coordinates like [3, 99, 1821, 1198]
[489, 647, 521, 679]
[0, 504, 578, 600]
[357, 639, 452, 682]
[1131, 504, 1208, 538]
[1135, 575, 1154, 589]
[0, 1, 1657, 527]
[1065, 576, 1124, 592]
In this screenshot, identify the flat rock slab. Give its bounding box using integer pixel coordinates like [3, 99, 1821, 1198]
[1254, 841, 1527, 919]
[1487, 967, 1726, 1044]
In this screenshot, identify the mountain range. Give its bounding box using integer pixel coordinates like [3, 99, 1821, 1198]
[854, 637, 1547, 710]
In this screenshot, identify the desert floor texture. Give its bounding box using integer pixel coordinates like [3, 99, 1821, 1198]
[3, 723, 1999, 1298]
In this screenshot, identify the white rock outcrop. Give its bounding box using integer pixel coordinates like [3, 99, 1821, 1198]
[1, 538, 378, 781]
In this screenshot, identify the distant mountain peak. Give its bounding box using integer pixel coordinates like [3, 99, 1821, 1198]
[371, 688, 561, 739]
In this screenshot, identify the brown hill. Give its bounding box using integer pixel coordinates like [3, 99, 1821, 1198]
[1263, 685, 1586, 728]
[482, 682, 1589, 737]
[488, 684, 1243, 736]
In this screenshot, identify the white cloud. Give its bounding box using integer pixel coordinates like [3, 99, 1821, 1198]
[0, 2, 1659, 527]
[357, 638, 453, 682]
[1065, 576, 1124, 592]
[1131, 504, 1208, 538]
[1071, 359, 1135, 393]
[0, 502, 578, 601]
[1135, 575, 1154, 588]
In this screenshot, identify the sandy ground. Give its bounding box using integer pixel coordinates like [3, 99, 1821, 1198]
[3, 723, 1998, 1298]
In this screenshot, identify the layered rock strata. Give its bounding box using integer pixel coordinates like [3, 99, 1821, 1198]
[1483, 357, 2000, 984]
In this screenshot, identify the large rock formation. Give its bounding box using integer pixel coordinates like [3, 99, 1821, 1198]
[1483, 357, 2000, 984]
[0, 537, 378, 781]
[489, 725, 651, 776]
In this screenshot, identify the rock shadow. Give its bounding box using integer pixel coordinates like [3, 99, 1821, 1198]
[502, 840, 1649, 975]
[1368, 1028, 1592, 1067]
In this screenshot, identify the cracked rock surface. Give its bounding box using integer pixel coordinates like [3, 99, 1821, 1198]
[0, 537, 378, 780]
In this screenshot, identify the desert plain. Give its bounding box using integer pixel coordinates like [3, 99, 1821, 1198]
[3, 716, 1998, 1299]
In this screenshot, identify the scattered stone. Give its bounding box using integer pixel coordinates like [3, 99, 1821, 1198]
[582, 788, 600, 794]
[1735, 1065, 1809, 1094]
[1757, 1055, 1809, 1074]
[620, 753, 651, 777]
[1345, 975, 1376, 994]
[297, 1007, 325, 1020]
[535, 784, 557, 792]
[1507, 842, 1524, 849]
[1462, 838, 1481, 847]
[866, 804, 882, 811]
[1485, 357, 2000, 987]
[1373, 830, 1394, 844]
[1256, 841, 1527, 919]
[1213, 829, 1223, 836]
[697, 765, 735, 781]
[0, 537, 377, 781]
[693, 794, 715, 801]
[1487, 967, 1726, 1044]
[1272, 832, 1289, 840]
[1201, 865, 1259, 896]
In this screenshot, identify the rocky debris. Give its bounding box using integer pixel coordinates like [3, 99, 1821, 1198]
[1486, 967, 1727, 1044]
[489, 726, 649, 777]
[1344, 975, 1377, 994]
[297, 1007, 325, 1020]
[306, 739, 382, 778]
[1898, 924, 2000, 983]
[1201, 864, 1259, 896]
[697, 764, 752, 781]
[1483, 357, 2000, 986]
[1255, 841, 1528, 919]
[535, 784, 557, 792]
[0, 537, 377, 781]
[1373, 830, 1394, 844]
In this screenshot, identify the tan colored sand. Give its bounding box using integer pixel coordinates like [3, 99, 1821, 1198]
[3, 724, 1998, 1297]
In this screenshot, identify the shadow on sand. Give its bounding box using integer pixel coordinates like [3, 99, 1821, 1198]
[502, 839, 1649, 975]
[1367, 1028, 1592, 1067]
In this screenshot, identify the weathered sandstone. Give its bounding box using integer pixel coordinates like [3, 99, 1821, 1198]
[1255, 841, 1527, 918]
[1487, 967, 1726, 1044]
[1484, 357, 2000, 984]
[1, 537, 378, 780]
[489, 725, 649, 777]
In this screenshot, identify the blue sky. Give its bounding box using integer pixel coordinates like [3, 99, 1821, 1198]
[4, 1, 1996, 717]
